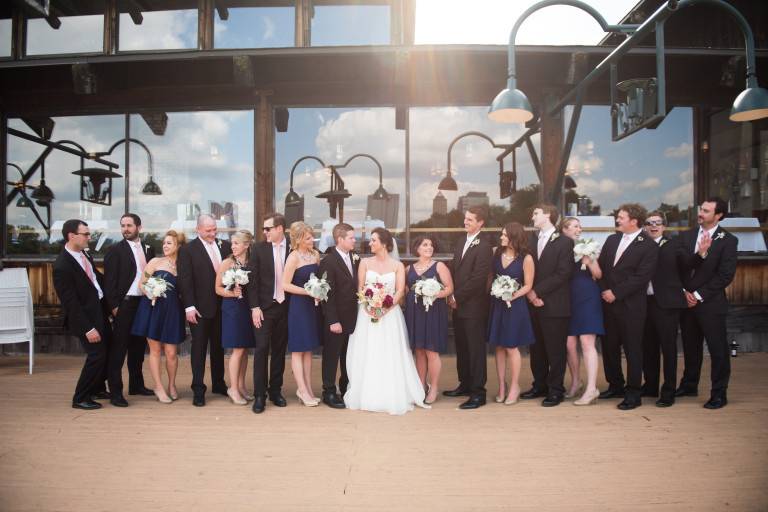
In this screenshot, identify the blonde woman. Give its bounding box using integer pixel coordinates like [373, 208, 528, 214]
[282, 222, 322, 406]
[216, 230, 256, 406]
[132, 230, 187, 403]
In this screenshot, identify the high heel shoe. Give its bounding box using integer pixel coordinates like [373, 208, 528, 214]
[227, 389, 247, 406]
[495, 395, 504, 403]
[169, 389, 179, 401]
[565, 382, 584, 399]
[154, 389, 172, 404]
[574, 389, 599, 406]
[296, 390, 319, 407]
[503, 395, 519, 406]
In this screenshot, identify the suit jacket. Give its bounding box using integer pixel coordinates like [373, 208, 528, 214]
[103, 238, 156, 311]
[529, 231, 574, 317]
[53, 248, 108, 338]
[451, 233, 492, 318]
[649, 236, 687, 309]
[598, 232, 658, 311]
[245, 240, 291, 311]
[678, 226, 738, 314]
[318, 248, 360, 334]
[177, 237, 232, 319]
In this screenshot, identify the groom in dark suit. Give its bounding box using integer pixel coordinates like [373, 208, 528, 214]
[53, 219, 112, 410]
[444, 206, 492, 410]
[177, 214, 231, 406]
[676, 197, 738, 409]
[318, 223, 359, 409]
[103, 213, 156, 406]
[246, 212, 290, 414]
[522, 204, 574, 407]
[598, 203, 658, 410]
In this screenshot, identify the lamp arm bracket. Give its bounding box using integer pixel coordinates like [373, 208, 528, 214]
[288, 155, 327, 189]
[338, 153, 384, 184]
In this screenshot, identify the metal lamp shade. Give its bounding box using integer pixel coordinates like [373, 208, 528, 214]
[488, 87, 534, 123]
[730, 86, 768, 122]
[437, 174, 458, 191]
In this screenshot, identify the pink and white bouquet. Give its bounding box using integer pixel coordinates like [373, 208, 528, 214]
[144, 276, 173, 306]
[222, 267, 251, 299]
[573, 238, 600, 270]
[412, 277, 444, 312]
[490, 275, 520, 308]
[304, 272, 331, 306]
[357, 277, 395, 323]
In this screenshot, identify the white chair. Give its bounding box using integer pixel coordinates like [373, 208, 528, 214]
[0, 268, 34, 374]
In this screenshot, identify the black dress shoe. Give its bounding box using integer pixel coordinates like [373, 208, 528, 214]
[674, 387, 698, 398]
[322, 393, 346, 409]
[192, 395, 206, 407]
[269, 393, 287, 407]
[458, 395, 486, 409]
[443, 386, 471, 397]
[598, 388, 624, 399]
[252, 396, 266, 414]
[541, 394, 563, 407]
[703, 396, 727, 410]
[655, 397, 674, 407]
[110, 396, 129, 407]
[617, 399, 641, 410]
[128, 387, 155, 396]
[520, 387, 547, 399]
[72, 400, 102, 410]
[92, 391, 111, 400]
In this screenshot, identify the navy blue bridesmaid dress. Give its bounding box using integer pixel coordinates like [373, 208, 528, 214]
[487, 254, 535, 348]
[286, 263, 323, 352]
[131, 270, 186, 344]
[568, 261, 605, 336]
[404, 263, 448, 353]
[221, 262, 255, 349]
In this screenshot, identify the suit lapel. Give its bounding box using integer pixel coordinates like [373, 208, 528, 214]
[333, 249, 353, 278]
[121, 239, 137, 274]
[615, 233, 644, 266]
[64, 250, 92, 285]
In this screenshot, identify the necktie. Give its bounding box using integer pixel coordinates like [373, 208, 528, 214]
[537, 234, 547, 259]
[274, 244, 285, 303]
[80, 252, 95, 283]
[614, 234, 631, 266]
[205, 241, 220, 272]
[133, 241, 147, 272]
[344, 253, 353, 275]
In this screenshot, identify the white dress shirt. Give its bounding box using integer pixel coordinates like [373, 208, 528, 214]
[647, 236, 663, 295]
[127, 240, 145, 296]
[537, 226, 555, 258]
[336, 247, 353, 275]
[613, 228, 642, 266]
[461, 231, 480, 258]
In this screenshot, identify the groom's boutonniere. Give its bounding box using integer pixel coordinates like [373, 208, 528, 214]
[637, 235, 644, 242]
[469, 238, 480, 248]
[216, 239, 222, 249]
[659, 238, 668, 247]
[715, 231, 725, 241]
[549, 232, 560, 243]
[351, 253, 360, 263]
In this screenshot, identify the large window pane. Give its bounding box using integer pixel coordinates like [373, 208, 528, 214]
[6, 116, 126, 256]
[119, 10, 197, 51]
[311, 5, 389, 46]
[276, 107, 405, 254]
[128, 111, 254, 249]
[0, 18, 11, 57]
[27, 15, 103, 55]
[215, 7, 294, 49]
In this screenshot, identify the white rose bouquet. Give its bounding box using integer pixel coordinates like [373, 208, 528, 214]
[573, 238, 600, 270]
[490, 275, 520, 308]
[144, 276, 173, 306]
[304, 272, 331, 306]
[412, 277, 444, 312]
[222, 268, 251, 299]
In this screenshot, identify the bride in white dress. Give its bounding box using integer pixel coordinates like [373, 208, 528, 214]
[344, 228, 429, 415]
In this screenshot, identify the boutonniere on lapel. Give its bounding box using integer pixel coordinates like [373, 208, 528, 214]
[351, 253, 360, 263]
[636, 235, 644, 242]
[714, 231, 725, 241]
[469, 238, 480, 248]
[216, 239, 222, 249]
[659, 238, 668, 247]
[549, 232, 560, 243]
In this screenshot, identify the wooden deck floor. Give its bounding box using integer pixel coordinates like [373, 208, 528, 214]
[0, 353, 766, 512]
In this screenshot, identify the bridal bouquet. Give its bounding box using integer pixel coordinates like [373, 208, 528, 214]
[304, 272, 331, 306]
[412, 277, 443, 312]
[490, 275, 520, 308]
[222, 268, 251, 299]
[144, 276, 173, 306]
[573, 238, 601, 270]
[357, 278, 394, 323]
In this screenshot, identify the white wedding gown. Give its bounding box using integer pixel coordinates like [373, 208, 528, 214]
[344, 270, 428, 415]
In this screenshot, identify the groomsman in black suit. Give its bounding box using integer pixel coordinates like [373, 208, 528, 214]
[318, 223, 359, 409]
[177, 214, 231, 406]
[641, 211, 687, 407]
[522, 204, 574, 407]
[444, 206, 492, 410]
[53, 219, 112, 410]
[676, 197, 738, 409]
[246, 212, 290, 414]
[598, 203, 658, 410]
[103, 213, 156, 406]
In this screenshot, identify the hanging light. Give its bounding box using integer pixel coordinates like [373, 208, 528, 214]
[72, 166, 122, 205]
[141, 177, 162, 195]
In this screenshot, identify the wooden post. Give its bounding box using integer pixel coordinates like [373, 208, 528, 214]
[295, 0, 310, 47]
[11, 7, 25, 60]
[255, 92, 275, 235]
[198, 0, 214, 50]
[539, 89, 564, 205]
[103, 0, 118, 55]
